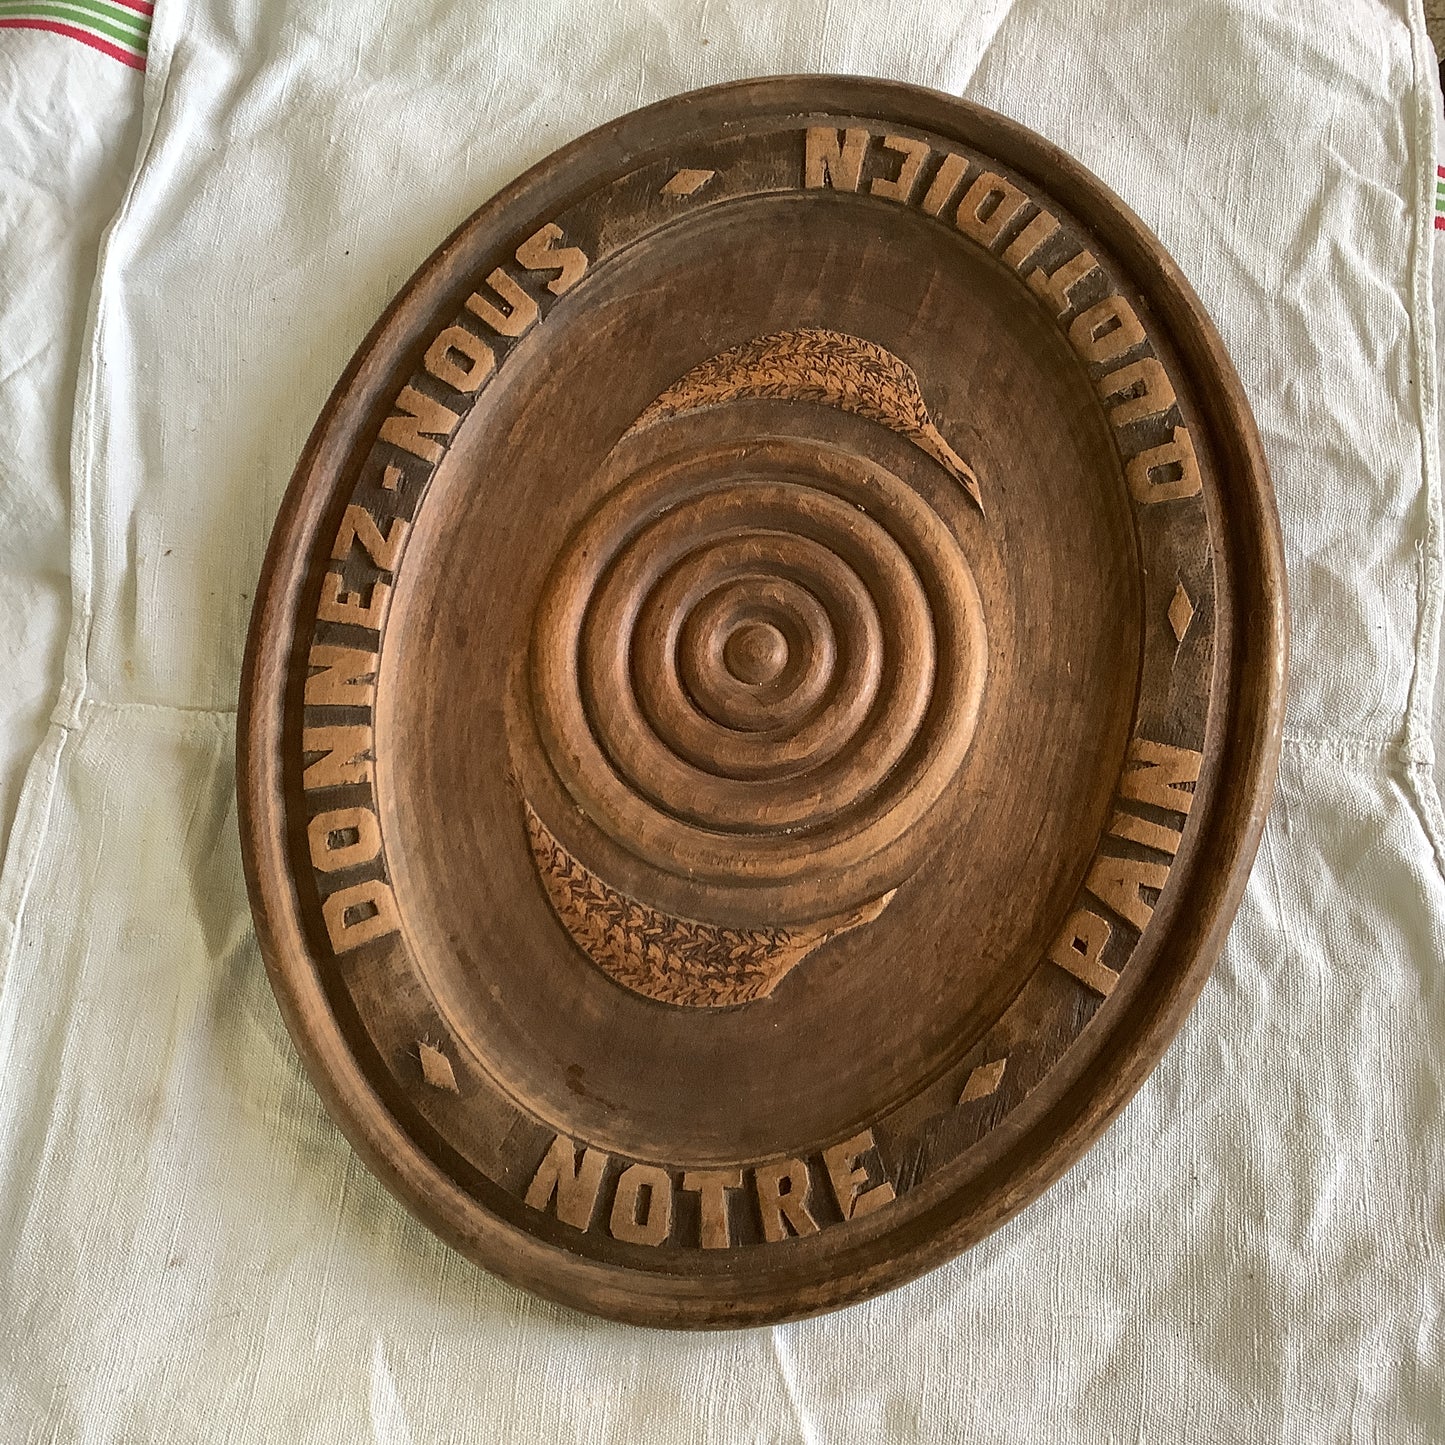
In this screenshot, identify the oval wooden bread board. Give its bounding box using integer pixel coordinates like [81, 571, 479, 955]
[238, 77, 1286, 1328]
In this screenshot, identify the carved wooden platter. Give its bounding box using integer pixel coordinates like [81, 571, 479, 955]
[238, 77, 1286, 1328]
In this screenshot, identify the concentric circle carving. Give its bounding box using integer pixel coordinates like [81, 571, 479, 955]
[529, 437, 987, 889]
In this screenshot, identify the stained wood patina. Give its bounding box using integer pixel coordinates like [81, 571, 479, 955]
[238, 77, 1286, 1328]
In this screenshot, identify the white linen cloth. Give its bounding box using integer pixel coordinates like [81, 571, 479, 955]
[1, 1, 1443, 1439]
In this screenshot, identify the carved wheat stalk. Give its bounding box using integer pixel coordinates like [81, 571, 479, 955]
[525, 803, 893, 1008]
[630, 327, 983, 511]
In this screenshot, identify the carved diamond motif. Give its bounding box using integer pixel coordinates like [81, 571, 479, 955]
[1168, 580, 1195, 644]
[959, 1057, 1007, 1104]
[661, 168, 716, 197]
[418, 1040, 459, 1092]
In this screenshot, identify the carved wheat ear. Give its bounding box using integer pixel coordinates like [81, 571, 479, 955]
[524, 803, 895, 1009]
[629, 327, 984, 512]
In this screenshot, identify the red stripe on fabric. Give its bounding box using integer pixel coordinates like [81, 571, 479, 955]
[1438, 165, 1445, 179]
[1435, 215, 1445, 231]
[108, 0, 153, 15]
[0, 16, 144, 66]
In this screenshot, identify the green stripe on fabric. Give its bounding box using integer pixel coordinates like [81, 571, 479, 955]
[23, 0, 152, 27]
[0, 0, 150, 40]
[0, 0, 148, 44]
[47, 0, 152, 33]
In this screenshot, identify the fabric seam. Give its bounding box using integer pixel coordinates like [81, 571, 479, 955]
[61, 0, 182, 732]
[1400, 0, 1445, 882]
[0, 0, 182, 990]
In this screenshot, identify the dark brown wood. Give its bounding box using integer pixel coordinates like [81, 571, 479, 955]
[237, 77, 1287, 1328]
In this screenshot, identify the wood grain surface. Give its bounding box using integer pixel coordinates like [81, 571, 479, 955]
[237, 77, 1287, 1328]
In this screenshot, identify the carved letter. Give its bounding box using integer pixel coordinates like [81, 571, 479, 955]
[1099, 357, 1176, 426]
[805, 125, 868, 192]
[317, 572, 389, 631]
[524, 1134, 608, 1230]
[465, 268, 540, 337]
[1068, 295, 1146, 365]
[609, 1163, 673, 1246]
[332, 504, 408, 571]
[1027, 249, 1101, 317]
[1086, 853, 1171, 932]
[378, 384, 460, 465]
[823, 1130, 896, 1222]
[307, 805, 382, 872]
[302, 725, 373, 789]
[1120, 738, 1203, 813]
[919, 152, 969, 216]
[870, 134, 930, 203]
[1126, 426, 1202, 503]
[516, 223, 588, 296]
[1002, 208, 1060, 271]
[753, 1158, 820, 1242]
[1107, 808, 1183, 856]
[955, 171, 1029, 249]
[423, 324, 495, 394]
[1047, 908, 1118, 996]
[321, 877, 399, 953]
[304, 645, 377, 708]
[681, 1168, 742, 1250]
